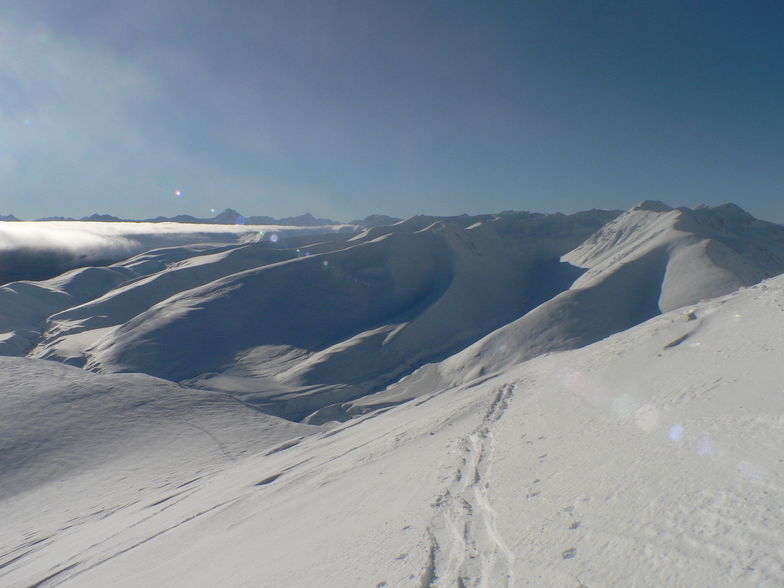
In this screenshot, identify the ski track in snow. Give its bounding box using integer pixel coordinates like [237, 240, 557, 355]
[426, 383, 516, 588]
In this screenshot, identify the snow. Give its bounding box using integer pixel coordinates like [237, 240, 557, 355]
[0, 220, 354, 285]
[2, 273, 782, 587]
[1, 203, 782, 586]
[21, 210, 614, 421]
[358, 202, 784, 412]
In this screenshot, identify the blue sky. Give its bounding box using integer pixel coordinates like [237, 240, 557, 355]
[1, 1, 783, 222]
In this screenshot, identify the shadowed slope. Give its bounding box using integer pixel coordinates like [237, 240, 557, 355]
[0, 357, 314, 502]
[73, 212, 613, 420]
[351, 202, 784, 413]
[11, 204, 781, 423]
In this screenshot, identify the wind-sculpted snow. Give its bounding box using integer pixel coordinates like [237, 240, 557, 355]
[565, 201, 784, 311]
[356, 202, 784, 411]
[2, 273, 782, 587]
[0, 244, 279, 358]
[38, 211, 611, 421]
[0, 356, 315, 500]
[86, 228, 456, 380]
[15, 215, 590, 408]
[36, 243, 296, 348]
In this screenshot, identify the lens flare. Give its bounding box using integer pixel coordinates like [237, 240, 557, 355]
[737, 460, 765, 482]
[669, 424, 684, 441]
[557, 367, 586, 392]
[696, 436, 714, 457]
[612, 393, 635, 418]
[33, 27, 51, 44]
[634, 404, 660, 432]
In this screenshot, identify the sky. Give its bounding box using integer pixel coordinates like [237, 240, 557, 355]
[1, 0, 783, 223]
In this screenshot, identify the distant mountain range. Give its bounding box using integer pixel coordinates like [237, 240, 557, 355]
[1, 209, 403, 227]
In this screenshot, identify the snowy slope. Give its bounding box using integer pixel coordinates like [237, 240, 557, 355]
[5, 203, 783, 424]
[2, 273, 782, 587]
[564, 200, 784, 311]
[49, 211, 614, 421]
[0, 355, 315, 587]
[0, 219, 355, 358]
[1, 221, 355, 359]
[30, 243, 298, 365]
[0, 356, 314, 499]
[357, 202, 784, 412]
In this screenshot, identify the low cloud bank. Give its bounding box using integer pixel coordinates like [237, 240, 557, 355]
[0, 221, 347, 284]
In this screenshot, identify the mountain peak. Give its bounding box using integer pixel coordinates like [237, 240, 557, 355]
[632, 200, 673, 213]
[277, 213, 341, 226]
[212, 208, 246, 224]
[80, 213, 122, 222]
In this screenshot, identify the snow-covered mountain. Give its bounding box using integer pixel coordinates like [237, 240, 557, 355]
[21, 208, 346, 226]
[2, 265, 782, 587]
[1, 202, 782, 586]
[0, 356, 313, 503]
[360, 200, 784, 414]
[143, 209, 343, 226]
[5, 203, 784, 422]
[19, 210, 617, 421]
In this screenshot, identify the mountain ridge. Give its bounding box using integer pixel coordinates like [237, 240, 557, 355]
[16, 208, 394, 226]
[4, 201, 782, 424]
